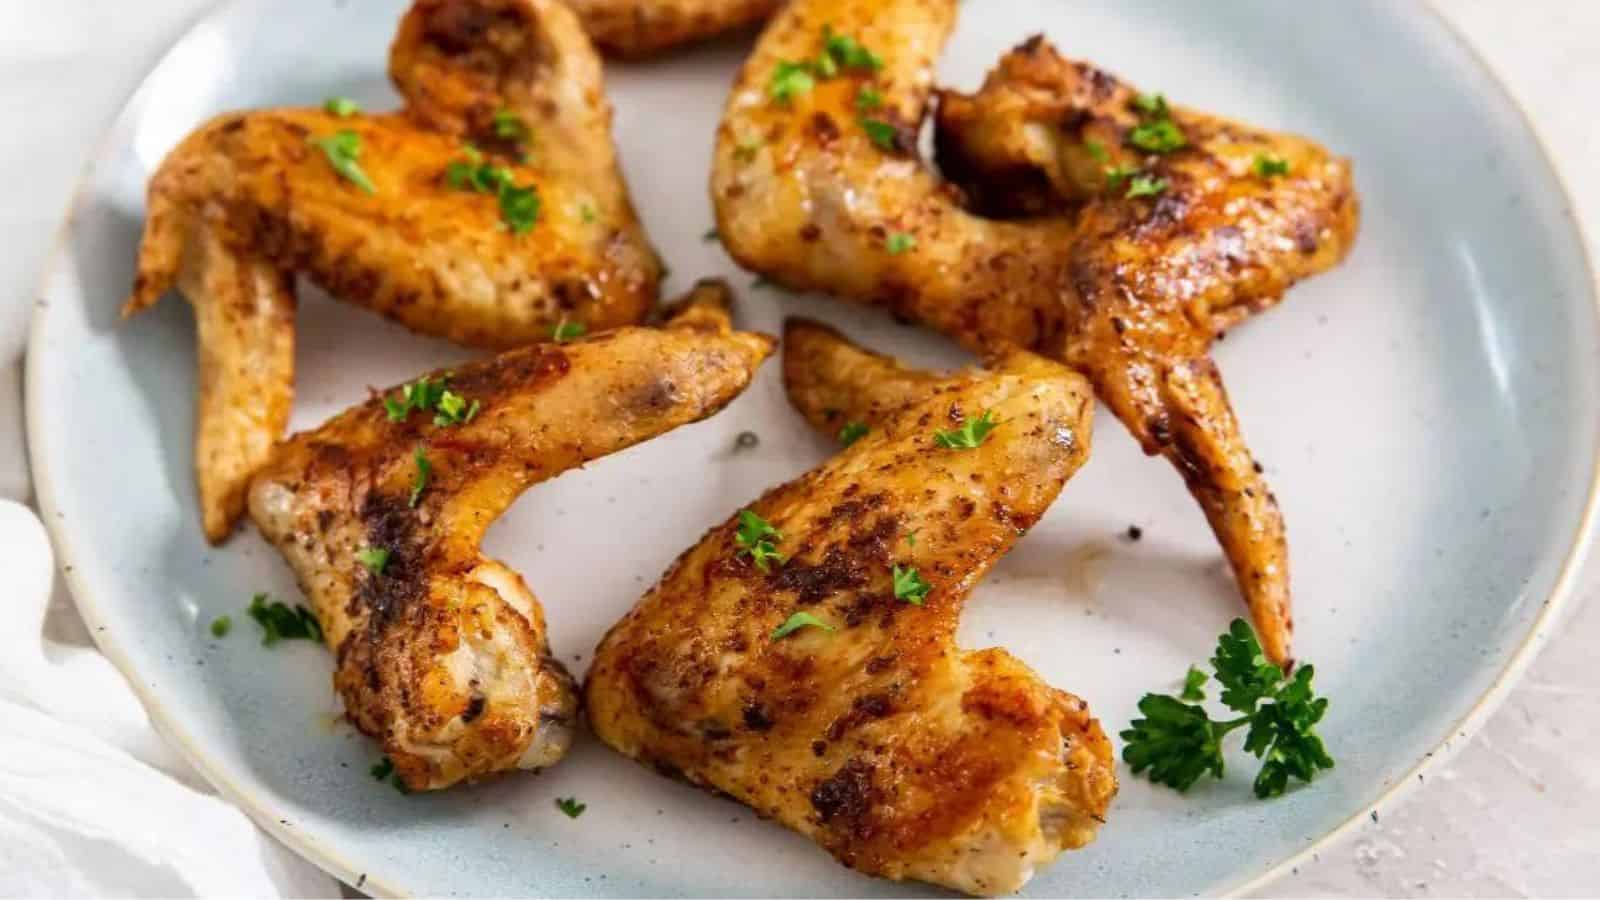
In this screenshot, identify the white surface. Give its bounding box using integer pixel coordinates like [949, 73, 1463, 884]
[3, 1, 1597, 896]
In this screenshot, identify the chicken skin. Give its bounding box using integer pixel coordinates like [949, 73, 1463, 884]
[710, 0, 1359, 666]
[249, 283, 772, 791]
[127, 0, 660, 542]
[586, 324, 1116, 895]
[565, 0, 778, 58]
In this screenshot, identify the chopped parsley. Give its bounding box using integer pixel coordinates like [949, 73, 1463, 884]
[384, 375, 478, 427]
[492, 108, 530, 144]
[735, 509, 787, 572]
[933, 410, 998, 449]
[1132, 92, 1171, 119]
[555, 796, 586, 818]
[246, 593, 322, 646]
[579, 203, 597, 223]
[1128, 119, 1187, 154]
[498, 182, 541, 234]
[769, 60, 817, 104]
[1125, 174, 1168, 199]
[820, 25, 883, 72]
[550, 319, 586, 342]
[860, 117, 899, 151]
[855, 86, 883, 112]
[1253, 154, 1290, 178]
[885, 232, 915, 255]
[1121, 619, 1334, 798]
[1084, 139, 1110, 163]
[838, 421, 869, 447]
[771, 611, 835, 640]
[891, 564, 930, 605]
[409, 446, 432, 508]
[370, 757, 410, 794]
[1104, 164, 1138, 189]
[433, 390, 479, 426]
[324, 96, 361, 118]
[356, 546, 391, 575]
[703, 227, 720, 242]
[210, 616, 231, 638]
[309, 130, 375, 194]
[733, 138, 763, 162]
[444, 146, 540, 233]
[1181, 665, 1208, 701]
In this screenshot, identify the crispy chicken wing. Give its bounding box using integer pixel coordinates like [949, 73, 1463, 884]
[249, 283, 772, 791]
[711, 0, 1359, 665]
[128, 0, 660, 542]
[586, 330, 1115, 895]
[564, 0, 778, 58]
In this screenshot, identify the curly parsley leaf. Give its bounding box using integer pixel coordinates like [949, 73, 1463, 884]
[247, 593, 322, 646]
[1122, 619, 1334, 799]
[771, 611, 835, 641]
[933, 410, 998, 449]
[735, 509, 787, 572]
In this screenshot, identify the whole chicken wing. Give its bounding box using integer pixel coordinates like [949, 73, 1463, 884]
[128, 0, 661, 542]
[250, 283, 772, 790]
[586, 332, 1115, 895]
[711, 0, 1360, 666]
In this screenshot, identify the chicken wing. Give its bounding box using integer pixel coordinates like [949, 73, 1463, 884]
[564, 0, 778, 58]
[710, 0, 1359, 666]
[586, 334, 1115, 895]
[128, 0, 661, 542]
[249, 283, 772, 791]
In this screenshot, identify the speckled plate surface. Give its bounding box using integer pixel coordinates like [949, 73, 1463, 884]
[26, 0, 1600, 895]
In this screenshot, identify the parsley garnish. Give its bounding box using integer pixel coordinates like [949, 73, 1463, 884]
[1181, 665, 1207, 701]
[384, 375, 478, 426]
[885, 232, 915, 255]
[933, 410, 998, 449]
[891, 564, 930, 605]
[838, 421, 869, 446]
[1125, 174, 1168, 199]
[324, 96, 361, 118]
[856, 86, 883, 112]
[735, 509, 787, 572]
[356, 546, 391, 575]
[210, 616, 231, 638]
[309, 130, 375, 194]
[433, 390, 479, 426]
[409, 446, 432, 508]
[1128, 119, 1186, 154]
[703, 227, 720, 242]
[860, 117, 898, 151]
[1084, 139, 1110, 163]
[370, 757, 410, 794]
[1105, 164, 1138, 189]
[771, 611, 835, 640]
[769, 61, 817, 104]
[498, 183, 541, 234]
[579, 203, 597, 223]
[549, 319, 586, 342]
[444, 146, 539, 233]
[555, 797, 586, 818]
[492, 108, 530, 144]
[246, 593, 322, 646]
[1132, 92, 1171, 119]
[820, 25, 882, 72]
[1253, 154, 1290, 178]
[1121, 619, 1335, 798]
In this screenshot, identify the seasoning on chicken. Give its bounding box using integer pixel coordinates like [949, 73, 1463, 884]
[250, 283, 772, 791]
[127, 0, 661, 542]
[711, 0, 1360, 666]
[565, 0, 778, 58]
[587, 320, 1115, 895]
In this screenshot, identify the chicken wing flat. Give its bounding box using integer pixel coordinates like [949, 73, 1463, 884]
[564, 0, 778, 58]
[249, 283, 772, 790]
[586, 332, 1115, 895]
[710, 0, 1360, 666]
[128, 0, 660, 542]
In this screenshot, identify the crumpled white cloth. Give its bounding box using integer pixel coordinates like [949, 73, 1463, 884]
[0, 497, 339, 898]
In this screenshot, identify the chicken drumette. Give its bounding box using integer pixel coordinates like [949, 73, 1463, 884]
[711, 0, 1359, 666]
[250, 283, 771, 790]
[587, 320, 1115, 895]
[127, 0, 661, 542]
[565, 0, 778, 58]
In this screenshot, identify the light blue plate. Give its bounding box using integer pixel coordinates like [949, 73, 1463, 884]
[27, 0, 1600, 895]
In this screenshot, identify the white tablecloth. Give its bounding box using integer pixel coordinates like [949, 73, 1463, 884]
[1, 1, 1595, 895]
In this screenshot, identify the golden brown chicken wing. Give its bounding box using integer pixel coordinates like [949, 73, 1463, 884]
[710, 0, 1359, 666]
[564, 0, 778, 58]
[586, 326, 1115, 895]
[250, 283, 772, 791]
[127, 0, 661, 542]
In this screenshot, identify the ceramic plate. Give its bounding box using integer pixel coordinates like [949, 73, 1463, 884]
[27, 0, 1600, 895]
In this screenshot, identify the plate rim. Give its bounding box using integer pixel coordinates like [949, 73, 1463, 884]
[21, 0, 1600, 896]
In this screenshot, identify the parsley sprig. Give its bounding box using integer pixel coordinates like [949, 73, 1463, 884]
[246, 593, 322, 646]
[1121, 619, 1335, 799]
[933, 410, 998, 449]
[735, 509, 787, 572]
